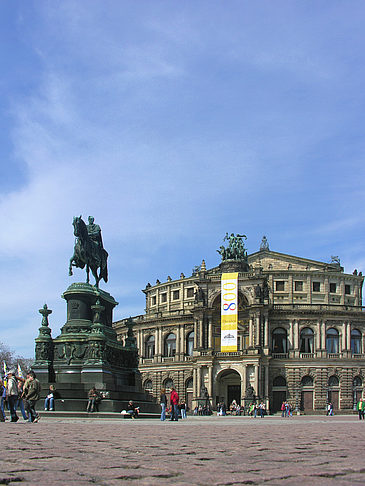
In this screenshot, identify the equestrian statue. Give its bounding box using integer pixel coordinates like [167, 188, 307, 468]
[69, 215, 108, 288]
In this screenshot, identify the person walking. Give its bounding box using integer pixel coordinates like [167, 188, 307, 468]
[22, 371, 41, 423]
[7, 370, 19, 422]
[160, 388, 167, 421]
[170, 387, 179, 421]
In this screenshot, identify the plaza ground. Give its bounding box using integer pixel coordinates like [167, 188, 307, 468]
[1, 415, 364, 485]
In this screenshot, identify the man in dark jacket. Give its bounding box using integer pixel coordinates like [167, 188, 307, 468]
[22, 371, 41, 423]
[170, 387, 179, 421]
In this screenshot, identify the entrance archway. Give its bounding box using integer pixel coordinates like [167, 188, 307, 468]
[272, 376, 287, 412]
[216, 369, 241, 408]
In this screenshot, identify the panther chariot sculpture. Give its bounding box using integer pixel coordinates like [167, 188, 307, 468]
[69, 215, 109, 288]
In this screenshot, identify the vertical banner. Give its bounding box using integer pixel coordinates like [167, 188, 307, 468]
[221, 272, 238, 352]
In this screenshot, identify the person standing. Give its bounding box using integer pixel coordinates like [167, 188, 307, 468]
[160, 388, 167, 421]
[86, 387, 101, 413]
[259, 401, 266, 418]
[0, 379, 6, 421]
[180, 400, 187, 419]
[16, 379, 28, 420]
[22, 371, 41, 423]
[170, 387, 179, 421]
[357, 398, 363, 420]
[7, 370, 19, 422]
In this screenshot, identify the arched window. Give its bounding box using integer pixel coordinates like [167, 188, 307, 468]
[186, 331, 194, 356]
[186, 377, 193, 389]
[351, 329, 362, 354]
[301, 376, 313, 387]
[164, 333, 176, 357]
[164, 378, 174, 391]
[145, 335, 155, 358]
[300, 328, 314, 353]
[326, 328, 339, 354]
[144, 379, 153, 391]
[273, 376, 287, 387]
[328, 376, 339, 387]
[353, 376, 362, 387]
[272, 328, 287, 353]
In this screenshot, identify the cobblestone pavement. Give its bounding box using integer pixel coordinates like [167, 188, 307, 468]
[1, 415, 365, 485]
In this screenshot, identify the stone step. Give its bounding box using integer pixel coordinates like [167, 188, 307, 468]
[5, 410, 160, 420]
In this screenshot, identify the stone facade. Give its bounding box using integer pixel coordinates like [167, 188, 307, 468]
[113, 248, 365, 413]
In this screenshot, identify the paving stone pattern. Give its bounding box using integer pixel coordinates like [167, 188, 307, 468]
[1, 415, 364, 485]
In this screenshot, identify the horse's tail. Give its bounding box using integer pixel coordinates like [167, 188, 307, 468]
[101, 249, 108, 283]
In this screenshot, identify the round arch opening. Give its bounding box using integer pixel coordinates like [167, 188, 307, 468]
[216, 369, 241, 408]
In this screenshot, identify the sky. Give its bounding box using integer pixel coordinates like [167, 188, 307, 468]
[1, 0, 365, 358]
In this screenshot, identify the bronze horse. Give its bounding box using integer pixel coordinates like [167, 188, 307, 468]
[69, 216, 108, 287]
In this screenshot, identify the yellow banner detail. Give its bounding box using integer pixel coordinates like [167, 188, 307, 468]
[221, 272, 238, 352]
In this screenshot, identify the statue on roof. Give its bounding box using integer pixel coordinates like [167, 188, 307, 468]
[330, 256, 341, 265]
[217, 233, 247, 261]
[260, 235, 270, 251]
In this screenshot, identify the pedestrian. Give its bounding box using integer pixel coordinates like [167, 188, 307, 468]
[7, 370, 19, 422]
[180, 400, 187, 419]
[281, 401, 286, 417]
[259, 401, 266, 418]
[16, 379, 28, 420]
[160, 388, 167, 421]
[170, 386, 179, 421]
[356, 398, 363, 420]
[0, 379, 6, 421]
[22, 370, 41, 423]
[249, 403, 255, 417]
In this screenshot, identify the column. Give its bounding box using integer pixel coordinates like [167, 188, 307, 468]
[249, 316, 254, 347]
[254, 365, 259, 399]
[289, 320, 294, 350]
[193, 368, 197, 399]
[321, 321, 326, 350]
[241, 365, 247, 400]
[158, 327, 163, 356]
[194, 319, 198, 349]
[208, 315, 213, 349]
[264, 316, 269, 348]
[176, 325, 181, 355]
[197, 367, 202, 397]
[294, 320, 299, 350]
[154, 328, 158, 361]
[255, 314, 260, 347]
[346, 322, 351, 351]
[341, 322, 346, 352]
[264, 364, 269, 411]
[199, 317, 204, 348]
[207, 366, 213, 398]
[264, 365, 269, 398]
[181, 325, 185, 355]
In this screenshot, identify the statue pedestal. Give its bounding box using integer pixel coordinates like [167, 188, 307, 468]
[33, 283, 158, 413]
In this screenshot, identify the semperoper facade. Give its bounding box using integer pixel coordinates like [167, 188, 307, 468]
[114, 235, 365, 413]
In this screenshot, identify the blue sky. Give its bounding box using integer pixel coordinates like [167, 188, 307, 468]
[1, 1, 365, 357]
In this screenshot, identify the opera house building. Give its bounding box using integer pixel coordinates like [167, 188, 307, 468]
[114, 236, 364, 414]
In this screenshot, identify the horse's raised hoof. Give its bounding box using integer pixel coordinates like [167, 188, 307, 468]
[69, 270, 73, 276]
